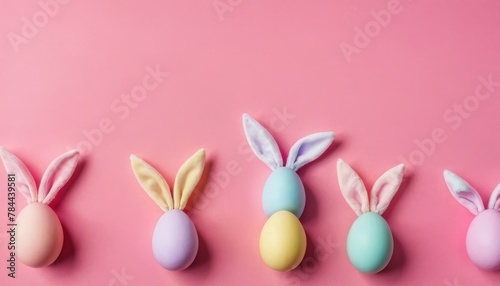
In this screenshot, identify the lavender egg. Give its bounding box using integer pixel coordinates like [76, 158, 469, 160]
[152, 210, 198, 271]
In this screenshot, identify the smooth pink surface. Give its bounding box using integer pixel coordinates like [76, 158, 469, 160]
[466, 210, 500, 271]
[1, 1, 500, 285]
[15, 203, 63, 268]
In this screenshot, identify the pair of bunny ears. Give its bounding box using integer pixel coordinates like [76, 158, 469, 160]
[0, 147, 80, 205]
[444, 170, 500, 215]
[130, 149, 206, 212]
[242, 114, 335, 171]
[337, 159, 405, 216]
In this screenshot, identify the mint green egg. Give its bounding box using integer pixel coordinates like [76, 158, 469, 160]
[346, 212, 393, 273]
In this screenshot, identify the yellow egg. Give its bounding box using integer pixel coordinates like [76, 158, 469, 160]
[259, 210, 306, 271]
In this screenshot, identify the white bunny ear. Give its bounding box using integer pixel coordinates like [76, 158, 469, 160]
[0, 147, 37, 203]
[370, 164, 405, 215]
[443, 170, 485, 215]
[286, 132, 335, 171]
[130, 155, 173, 211]
[38, 150, 80, 204]
[242, 114, 283, 170]
[488, 182, 500, 211]
[337, 159, 369, 216]
[173, 149, 205, 210]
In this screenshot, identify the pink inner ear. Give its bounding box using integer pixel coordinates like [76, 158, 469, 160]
[370, 164, 405, 215]
[337, 159, 369, 216]
[38, 150, 80, 204]
[0, 147, 37, 203]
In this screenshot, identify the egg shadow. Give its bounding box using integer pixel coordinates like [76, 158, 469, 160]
[184, 231, 211, 276]
[299, 181, 319, 224]
[51, 219, 76, 267]
[288, 232, 319, 277]
[379, 234, 406, 274]
[479, 267, 500, 283]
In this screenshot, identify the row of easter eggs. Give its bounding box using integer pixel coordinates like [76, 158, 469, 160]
[1, 113, 499, 273]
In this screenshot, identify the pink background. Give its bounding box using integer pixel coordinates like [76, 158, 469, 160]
[1, 0, 500, 285]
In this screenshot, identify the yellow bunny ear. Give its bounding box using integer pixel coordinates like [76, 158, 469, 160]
[130, 155, 173, 211]
[173, 149, 206, 210]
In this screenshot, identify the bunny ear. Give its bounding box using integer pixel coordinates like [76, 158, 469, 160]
[38, 150, 80, 204]
[337, 159, 369, 216]
[286, 132, 335, 171]
[0, 147, 37, 203]
[370, 164, 405, 215]
[443, 170, 484, 215]
[173, 149, 205, 210]
[130, 155, 173, 211]
[487, 182, 500, 211]
[242, 114, 283, 170]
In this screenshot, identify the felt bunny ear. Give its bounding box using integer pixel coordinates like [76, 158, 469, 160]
[488, 182, 500, 211]
[0, 147, 37, 203]
[444, 170, 485, 215]
[38, 150, 80, 205]
[242, 114, 283, 170]
[173, 149, 206, 210]
[337, 159, 369, 216]
[285, 132, 335, 171]
[130, 155, 173, 212]
[370, 164, 405, 215]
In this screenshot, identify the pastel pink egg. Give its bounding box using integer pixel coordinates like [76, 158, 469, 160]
[16, 203, 64, 268]
[466, 209, 500, 270]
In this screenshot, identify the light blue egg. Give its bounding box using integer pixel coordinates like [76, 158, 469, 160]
[262, 167, 305, 218]
[346, 212, 393, 273]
